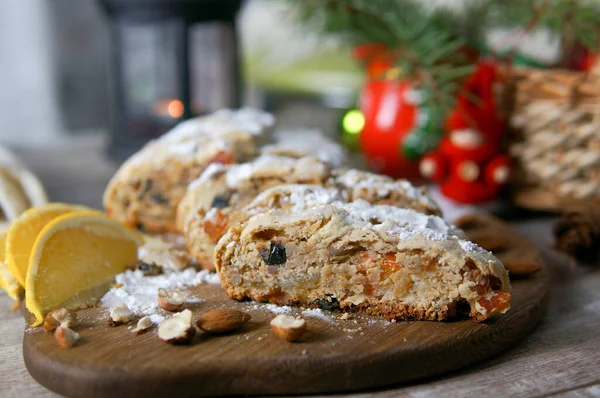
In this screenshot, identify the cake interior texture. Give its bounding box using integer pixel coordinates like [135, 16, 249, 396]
[215, 202, 511, 321]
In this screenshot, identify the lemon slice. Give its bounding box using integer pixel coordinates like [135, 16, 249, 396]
[6, 203, 88, 287]
[26, 211, 143, 325]
[0, 232, 21, 301]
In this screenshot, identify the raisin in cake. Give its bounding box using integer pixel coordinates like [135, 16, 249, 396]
[178, 156, 332, 269]
[214, 200, 511, 321]
[103, 108, 273, 233]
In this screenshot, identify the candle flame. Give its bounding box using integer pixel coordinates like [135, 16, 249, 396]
[167, 100, 184, 118]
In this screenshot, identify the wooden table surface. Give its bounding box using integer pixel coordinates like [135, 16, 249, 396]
[1, 218, 599, 398]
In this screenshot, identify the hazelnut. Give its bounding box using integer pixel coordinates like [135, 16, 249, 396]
[131, 316, 153, 335]
[270, 314, 307, 342]
[158, 309, 196, 344]
[109, 302, 135, 326]
[157, 289, 185, 312]
[54, 326, 80, 349]
[44, 308, 77, 332]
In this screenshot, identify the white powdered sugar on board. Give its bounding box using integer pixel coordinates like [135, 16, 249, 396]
[100, 269, 220, 324]
[251, 303, 293, 314]
[301, 308, 333, 322]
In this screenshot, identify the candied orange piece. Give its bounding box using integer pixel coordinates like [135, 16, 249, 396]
[478, 291, 511, 315]
[203, 209, 229, 242]
[211, 151, 234, 165]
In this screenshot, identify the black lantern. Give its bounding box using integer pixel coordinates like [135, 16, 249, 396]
[100, 0, 244, 160]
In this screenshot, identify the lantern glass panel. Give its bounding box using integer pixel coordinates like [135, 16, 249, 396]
[119, 20, 184, 133]
[189, 22, 237, 115]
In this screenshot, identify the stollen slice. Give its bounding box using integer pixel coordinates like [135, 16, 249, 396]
[215, 200, 510, 322]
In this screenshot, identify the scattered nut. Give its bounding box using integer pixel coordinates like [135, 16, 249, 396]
[196, 309, 251, 334]
[270, 314, 307, 342]
[44, 308, 77, 332]
[157, 289, 185, 312]
[131, 316, 153, 335]
[158, 309, 196, 344]
[339, 313, 352, 321]
[54, 326, 80, 349]
[109, 302, 135, 326]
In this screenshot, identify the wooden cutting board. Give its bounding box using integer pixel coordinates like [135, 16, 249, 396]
[22, 218, 550, 398]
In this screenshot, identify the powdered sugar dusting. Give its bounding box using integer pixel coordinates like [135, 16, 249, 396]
[255, 303, 293, 314]
[337, 200, 456, 239]
[301, 308, 333, 321]
[246, 184, 340, 216]
[100, 269, 220, 323]
[191, 163, 229, 187]
[225, 155, 327, 188]
[163, 108, 274, 142]
[262, 128, 349, 166]
[335, 169, 437, 207]
[330, 201, 492, 257]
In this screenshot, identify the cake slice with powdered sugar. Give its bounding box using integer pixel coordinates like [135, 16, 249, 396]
[103, 108, 273, 233]
[178, 153, 441, 271]
[214, 199, 511, 322]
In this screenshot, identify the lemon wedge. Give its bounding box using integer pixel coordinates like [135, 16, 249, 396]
[25, 211, 142, 325]
[6, 203, 88, 287]
[0, 232, 21, 301]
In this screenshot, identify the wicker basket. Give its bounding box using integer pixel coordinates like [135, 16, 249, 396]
[500, 66, 600, 211]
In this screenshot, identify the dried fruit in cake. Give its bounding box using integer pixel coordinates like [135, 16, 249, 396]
[25, 211, 143, 326]
[5, 203, 90, 287]
[103, 108, 273, 233]
[215, 201, 511, 322]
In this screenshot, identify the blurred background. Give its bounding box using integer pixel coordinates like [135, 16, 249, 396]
[0, 0, 597, 226]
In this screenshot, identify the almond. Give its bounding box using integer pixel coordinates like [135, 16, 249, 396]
[157, 288, 185, 312]
[54, 326, 80, 349]
[270, 314, 307, 342]
[196, 309, 251, 334]
[131, 316, 153, 335]
[109, 302, 135, 326]
[44, 308, 77, 332]
[158, 309, 196, 344]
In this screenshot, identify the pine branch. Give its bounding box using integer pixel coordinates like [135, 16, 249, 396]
[291, 0, 473, 120]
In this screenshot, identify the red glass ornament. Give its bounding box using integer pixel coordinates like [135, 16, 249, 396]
[358, 79, 422, 180]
